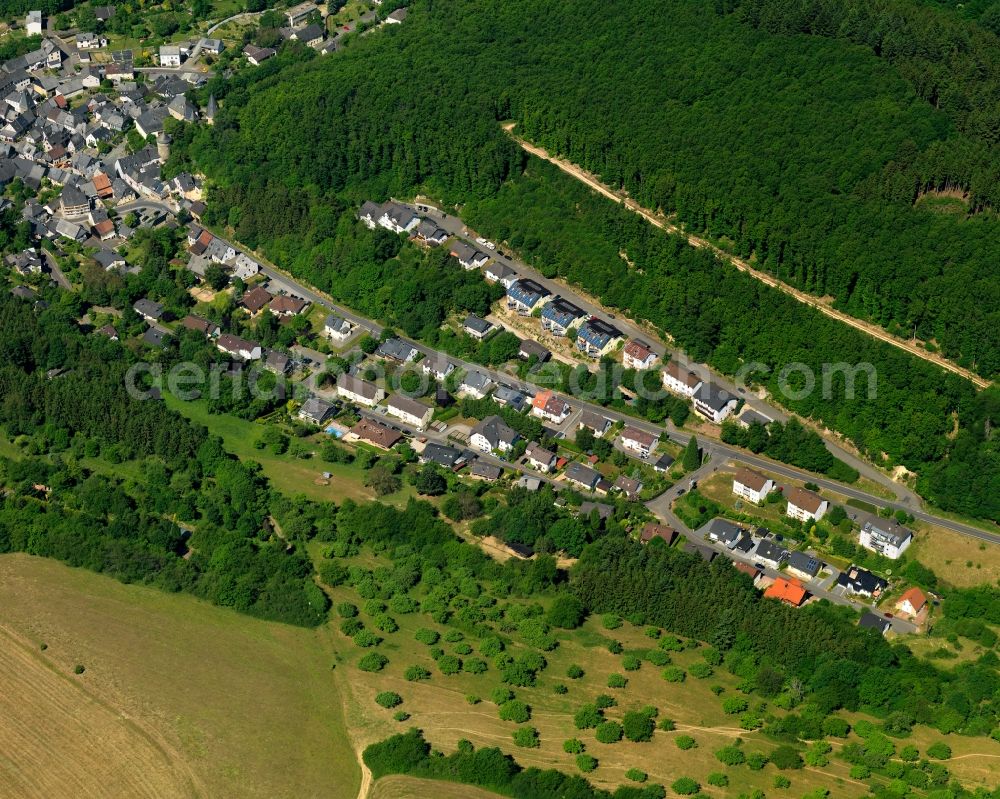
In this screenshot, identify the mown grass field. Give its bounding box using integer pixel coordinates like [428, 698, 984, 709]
[369, 775, 504, 799]
[0, 554, 359, 799]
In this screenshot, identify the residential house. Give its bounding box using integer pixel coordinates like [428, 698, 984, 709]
[518, 339, 550, 362]
[233, 253, 260, 280]
[350, 417, 401, 449]
[732, 467, 775, 505]
[525, 443, 556, 473]
[95, 324, 118, 341]
[753, 539, 787, 569]
[619, 425, 658, 458]
[324, 314, 353, 341]
[198, 38, 225, 55]
[579, 502, 613, 521]
[450, 241, 490, 270]
[896, 587, 927, 617]
[640, 523, 678, 546]
[60, 184, 90, 217]
[693, 383, 738, 424]
[785, 487, 828, 523]
[240, 286, 273, 315]
[737, 407, 773, 430]
[858, 516, 913, 559]
[683, 542, 717, 562]
[376, 202, 420, 234]
[516, 474, 542, 492]
[180, 314, 220, 337]
[357, 200, 382, 229]
[5, 249, 41, 275]
[76, 33, 108, 50]
[622, 339, 659, 370]
[506, 278, 550, 314]
[531, 390, 570, 424]
[858, 613, 891, 636]
[422, 355, 455, 381]
[653, 453, 675, 473]
[298, 396, 335, 425]
[420, 442, 465, 470]
[386, 7, 408, 23]
[470, 461, 502, 482]
[707, 518, 745, 548]
[376, 337, 418, 363]
[540, 296, 585, 336]
[264, 350, 291, 375]
[133, 298, 164, 323]
[492, 385, 529, 413]
[159, 45, 183, 67]
[576, 318, 622, 357]
[563, 461, 601, 492]
[415, 218, 447, 245]
[470, 415, 519, 453]
[243, 44, 276, 65]
[460, 370, 494, 399]
[835, 565, 887, 599]
[764, 577, 807, 607]
[578, 410, 612, 438]
[142, 327, 170, 349]
[463, 313, 493, 339]
[26, 10, 43, 36]
[386, 394, 433, 429]
[336, 373, 385, 407]
[285, 1, 318, 26]
[613, 475, 642, 500]
[662, 360, 703, 398]
[484, 261, 516, 287]
[216, 334, 262, 361]
[786, 551, 822, 581]
[269, 294, 308, 317]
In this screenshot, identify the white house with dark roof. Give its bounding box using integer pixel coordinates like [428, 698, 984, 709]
[450, 240, 489, 270]
[463, 314, 493, 340]
[564, 461, 601, 492]
[324, 314, 353, 341]
[525, 442, 556, 473]
[470, 415, 519, 453]
[298, 396, 335, 425]
[858, 515, 913, 559]
[386, 394, 433, 430]
[422, 356, 456, 381]
[577, 410, 612, 438]
[619, 425, 658, 458]
[693, 383, 738, 424]
[460, 370, 494, 399]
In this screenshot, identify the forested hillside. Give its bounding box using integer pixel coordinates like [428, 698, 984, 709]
[173, 0, 1000, 520]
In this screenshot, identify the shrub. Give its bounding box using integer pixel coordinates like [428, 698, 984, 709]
[662, 666, 686, 683]
[444, 630, 464, 643]
[607, 640, 624, 654]
[746, 752, 769, 770]
[466, 694, 480, 705]
[645, 649, 671, 666]
[626, 768, 647, 782]
[353, 630, 383, 648]
[927, 742, 952, 760]
[622, 709, 656, 742]
[658, 718, 676, 731]
[512, 726, 540, 748]
[563, 738, 585, 754]
[492, 687, 515, 705]
[659, 635, 683, 651]
[437, 655, 462, 675]
[689, 662, 713, 679]
[849, 765, 870, 779]
[464, 658, 488, 674]
[645, 627, 661, 639]
[702, 646, 723, 666]
[371, 614, 398, 633]
[73, 664, 85, 675]
[363, 600, 386, 616]
[554, 683, 568, 694]
[607, 673, 628, 689]
[567, 664, 585, 679]
[340, 618, 364, 636]
[622, 654, 642, 671]
[602, 613, 623, 629]
[675, 735, 697, 750]
[773, 775, 791, 788]
[453, 642, 473, 655]
[404, 665, 430, 681]
[415, 628, 440, 645]
[337, 602, 359, 618]
[671, 777, 700, 795]
[547, 594, 587, 628]
[576, 754, 598, 773]
[771, 744, 804, 770]
[594, 694, 617, 709]
[822, 716, 850, 738]
[375, 691, 402, 709]
[900, 745, 919, 762]
[722, 697, 749, 715]
[715, 745, 746, 766]
[574, 704, 604, 729]
[393, 710, 410, 722]
[595, 721, 623, 743]
[388, 594, 419, 614]
[707, 772, 728, 787]
[499, 700, 531, 724]
[358, 653, 388, 672]
[479, 636, 504, 657]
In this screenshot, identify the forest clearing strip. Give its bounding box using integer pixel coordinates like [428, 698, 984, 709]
[502, 125, 991, 391]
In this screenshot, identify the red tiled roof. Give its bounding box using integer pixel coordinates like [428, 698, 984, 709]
[764, 577, 807, 606]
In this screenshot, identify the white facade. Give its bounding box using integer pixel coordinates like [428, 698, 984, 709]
[662, 361, 702, 398]
[26, 11, 43, 36]
[732, 470, 775, 505]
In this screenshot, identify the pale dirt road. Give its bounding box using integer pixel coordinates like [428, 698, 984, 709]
[503, 124, 990, 390]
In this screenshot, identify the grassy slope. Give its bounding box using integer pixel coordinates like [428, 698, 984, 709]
[0, 554, 360, 799]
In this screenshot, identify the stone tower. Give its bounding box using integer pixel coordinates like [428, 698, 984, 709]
[156, 131, 171, 161]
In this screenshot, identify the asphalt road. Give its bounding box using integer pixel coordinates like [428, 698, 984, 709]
[41, 250, 71, 290]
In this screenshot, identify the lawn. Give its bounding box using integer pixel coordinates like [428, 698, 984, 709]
[908, 521, 1000, 589]
[370, 775, 504, 799]
[0, 553, 359, 799]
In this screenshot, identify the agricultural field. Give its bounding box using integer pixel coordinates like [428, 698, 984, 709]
[0, 554, 358, 799]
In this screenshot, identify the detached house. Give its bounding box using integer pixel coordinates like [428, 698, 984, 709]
[240, 286, 273, 315]
[563, 461, 601, 492]
[896, 587, 927, 618]
[269, 294, 309, 317]
[422, 356, 455, 381]
[540, 296, 585, 336]
[786, 551, 823, 581]
[622, 339, 659, 370]
[732, 467, 775, 505]
[578, 409, 612, 438]
[525, 443, 556, 473]
[576, 318, 622, 357]
[764, 577, 807, 607]
[336, 373, 384, 407]
[233, 253, 261, 280]
[373, 202, 419, 234]
[613, 475, 642, 500]
[133, 298, 164, 323]
[415, 218, 447, 245]
[785, 487, 828, 523]
[531, 390, 570, 424]
[460, 370, 494, 399]
[216, 333, 262, 361]
[298, 396, 335, 425]
[693, 383, 738, 424]
[386, 394, 433, 430]
[753, 539, 787, 569]
[470, 415, 519, 454]
[350, 417, 401, 450]
[324, 314, 353, 341]
[376, 337, 418, 363]
[484, 261, 516, 287]
[180, 314, 220, 338]
[619, 425, 658, 458]
[420, 442, 466, 469]
[450, 240, 489, 270]
[858, 516, 913, 560]
[662, 360, 703, 398]
[859, 613, 891, 636]
[835, 565, 887, 599]
[463, 314, 493, 339]
[641, 523, 678, 546]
